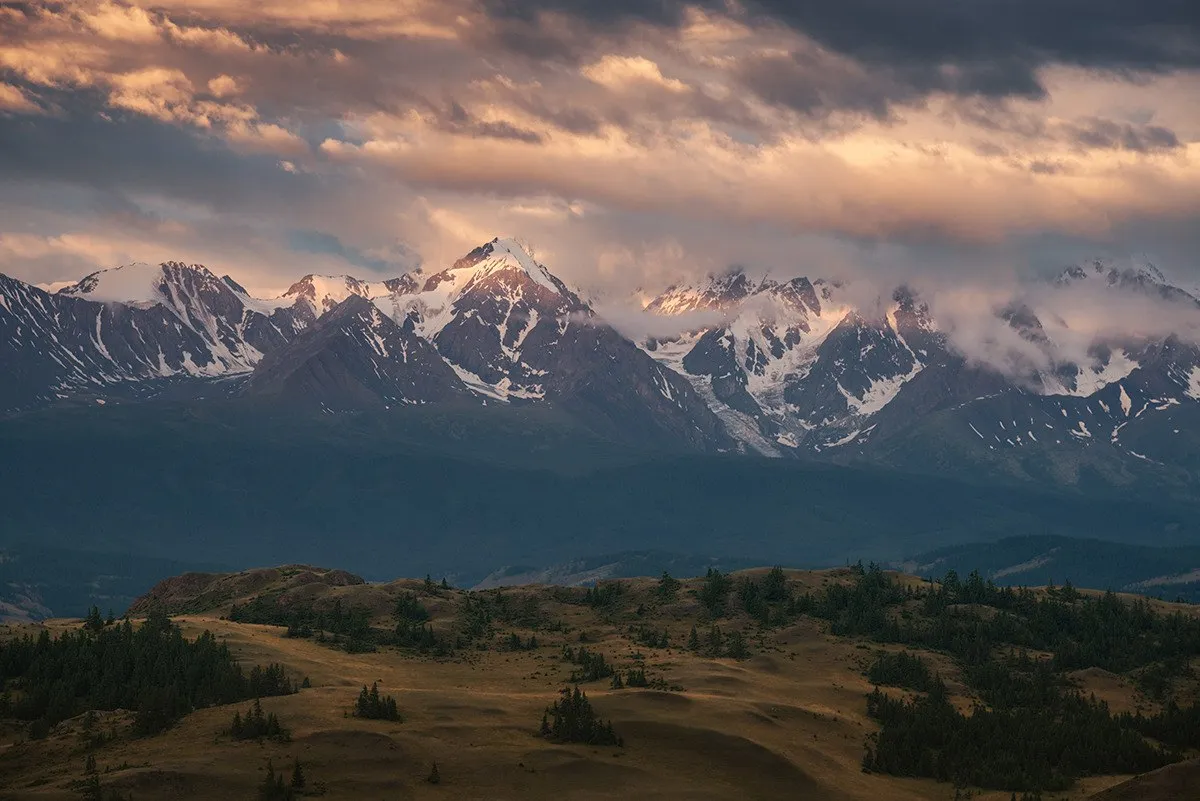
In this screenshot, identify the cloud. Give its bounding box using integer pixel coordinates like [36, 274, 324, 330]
[582, 55, 688, 93]
[0, 0, 1197, 305]
[0, 82, 38, 112]
[478, 1, 1200, 104]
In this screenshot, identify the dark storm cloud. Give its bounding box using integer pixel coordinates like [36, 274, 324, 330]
[440, 100, 544, 143]
[0, 100, 309, 210]
[480, 0, 1200, 110]
[1065, 117, 1181, 153]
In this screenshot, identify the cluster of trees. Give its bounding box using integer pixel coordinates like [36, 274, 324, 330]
[229, 594, 447, 655]
[504, 632, 539, 651]
[458, 589, 550, 644]
[258, 759, 304, 801]
[822, 564, 1200, 792]
[73, 753, 132, 801]
[610, 667, 649, 689]
[539, 686, 622, 747]
[863, 682, 1173, 792]
[394, 593, 430, 623]
[581, 583, 624, 610]
[1124, 699, 1200, 749]
[390, 589, 446, 653]
[866, 651, 938, 692]
[736, 567, 791, 624]
[685, 625, 749, 659]
[698, 568, 734, 617]
[354, 682, 401, 721]
[628, 625, 669, 649]
[562, 645, 614, 682]
[0, 611, 296, 735]
[229, 698, 288, 741]
[655, 571, 681, 602]
[230, 596, 375, 644]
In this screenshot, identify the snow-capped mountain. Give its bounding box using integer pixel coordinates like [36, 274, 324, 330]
[0, 262, 314, 412]
[0, 239, 730, 450]
[638, 260, 1200, 480]
[3, 244, 1199, 477]
[246, 295, 468, 407]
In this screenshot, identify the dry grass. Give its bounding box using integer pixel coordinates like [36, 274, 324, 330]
[0, 568, 1184, 801]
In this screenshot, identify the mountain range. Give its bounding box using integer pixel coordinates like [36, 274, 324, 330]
[4, 237, 1200, 494]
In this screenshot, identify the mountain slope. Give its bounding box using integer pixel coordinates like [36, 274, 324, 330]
[245, 295, 469, 409]
[640, 262, 1200, 484]
[381, 237, 733, 449]
[4, 247, 1200, 476]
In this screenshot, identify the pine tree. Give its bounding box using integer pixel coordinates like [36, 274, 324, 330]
[354, 682, 401, 721]
[705, 625, 724, 657]
[726, 630, 749, 660]
[441, 578, 450, 590]
[686, 626, 700, 651]
[290, 760, 305, 789]
[427, 762, 441, 784]
[79, 772, 103, 801]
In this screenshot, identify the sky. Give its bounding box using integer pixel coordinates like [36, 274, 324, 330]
[1, 0, 1199, 299]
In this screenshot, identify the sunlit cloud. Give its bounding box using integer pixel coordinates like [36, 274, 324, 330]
[0, 0, 1196, 297]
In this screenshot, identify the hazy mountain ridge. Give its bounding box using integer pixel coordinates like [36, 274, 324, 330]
[899, 535, 1200, 602]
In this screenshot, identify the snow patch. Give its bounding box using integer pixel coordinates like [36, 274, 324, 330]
[1186, 366, 1200, 401]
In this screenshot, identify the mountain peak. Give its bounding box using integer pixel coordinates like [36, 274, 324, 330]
[437, 237, 566, 298]
[1056, 258, 1168, 289]
[58, 261, 217, 306]
[282, 273, 393, 315]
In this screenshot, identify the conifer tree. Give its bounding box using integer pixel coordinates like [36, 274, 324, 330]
[656, 571, 681, 601]
[706, 625, 724, 657]
[427, 762, 441, 784]
[726, 631, 749, 660]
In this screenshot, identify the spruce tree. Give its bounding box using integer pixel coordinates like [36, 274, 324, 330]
[656, 571, 681, 601]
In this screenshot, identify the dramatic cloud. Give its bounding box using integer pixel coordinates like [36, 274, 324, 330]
[0, 0, 1197, 297]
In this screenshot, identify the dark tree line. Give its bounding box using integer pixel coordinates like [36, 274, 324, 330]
[863, 682, 1172, 792]
[229, 594, 447, 655]
[0, 611, 296, 735]
[815, 564, 1200, 792]
[866, 651, 938, 693]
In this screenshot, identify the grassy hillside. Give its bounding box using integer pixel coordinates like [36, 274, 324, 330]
[1, 564, 1196, 800]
